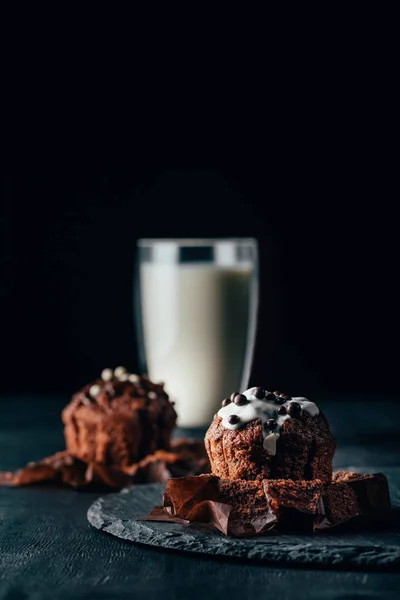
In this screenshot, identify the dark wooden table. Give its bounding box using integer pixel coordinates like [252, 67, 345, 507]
[1, 395, 400, 600]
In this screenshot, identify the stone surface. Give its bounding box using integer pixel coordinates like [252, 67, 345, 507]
[88, 467, 400, 571]
[2, 396, 400, 598]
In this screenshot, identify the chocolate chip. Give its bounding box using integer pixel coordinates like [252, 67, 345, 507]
[228, 414, 240, 425]
[274, 395, 285, 404]
[254, 387, 265, 399]
[230, 392, 239, 401]
[234, 393, 248, 406]
[266, 419, 278, 430]
[265, 392, 276, 401]
[281, 394, 292, 400]
[287, 401, 302, 417]
[277, 405, 287, 415]
[273, 390, 282, 396]
[221, 398, 231, 407]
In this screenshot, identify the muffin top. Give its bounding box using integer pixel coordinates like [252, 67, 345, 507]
[62, 366, 177, 423]
[217, 386, 320, 455]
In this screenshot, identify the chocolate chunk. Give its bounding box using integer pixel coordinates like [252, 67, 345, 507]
[254, 387, 265, 399]
[266, 419, 278, 430]
[221, 398, 231, 407]
[228, 415, 240, 425]
[234, 394, 248, 406]
[265, 392, 276, 401]
[287, 402, 301, 417]
[277, 405, 287, 415]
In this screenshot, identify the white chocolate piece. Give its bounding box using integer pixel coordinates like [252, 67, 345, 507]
[128, 374, 140, 383]
[263, 433, 279, 455]
[118, 374, 128, 381]
[217, 387, 319, 456]
[89, 384, 101, 397]
[101, 368, 113, 381]
[114, 366, 127, 378]
[148, 391, 157, 399]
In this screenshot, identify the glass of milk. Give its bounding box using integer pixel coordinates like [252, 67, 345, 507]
[135, 239, 258, 427]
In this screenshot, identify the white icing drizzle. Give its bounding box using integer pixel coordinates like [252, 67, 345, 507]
[217, 388, 319, 456]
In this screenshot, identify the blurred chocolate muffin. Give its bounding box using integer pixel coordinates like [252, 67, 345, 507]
[205, 387, 335, 483]
[62, 367, 177, 467]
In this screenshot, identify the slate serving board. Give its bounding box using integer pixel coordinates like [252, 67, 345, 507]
[87, 466, 400, 571]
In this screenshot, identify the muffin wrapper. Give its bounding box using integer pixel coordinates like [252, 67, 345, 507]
[139, 472, 391, 537]
[0, 440, 209, 490]
[141, 475, 278, 536]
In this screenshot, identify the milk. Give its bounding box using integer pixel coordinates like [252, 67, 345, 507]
[139, 263, 256, 427]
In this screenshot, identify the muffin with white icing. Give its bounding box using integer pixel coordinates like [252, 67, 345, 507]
[204, 387, 335, 483]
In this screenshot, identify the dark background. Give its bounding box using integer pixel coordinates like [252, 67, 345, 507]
[1, 154, 398, 398]
[1, 22, 398, 399]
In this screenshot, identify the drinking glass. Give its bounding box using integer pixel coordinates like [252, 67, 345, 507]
[134, 238, 258, 427]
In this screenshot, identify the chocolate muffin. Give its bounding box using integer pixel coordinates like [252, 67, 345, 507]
[62, 367, 177, 467]
[205, 387, 335, 483]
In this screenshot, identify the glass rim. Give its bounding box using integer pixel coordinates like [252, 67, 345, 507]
[138, 237, 257, 247]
